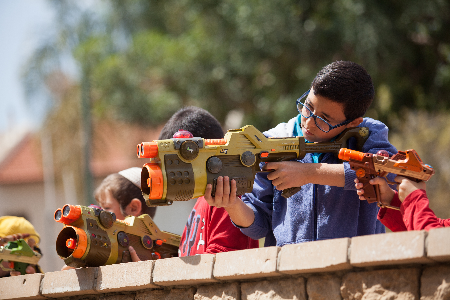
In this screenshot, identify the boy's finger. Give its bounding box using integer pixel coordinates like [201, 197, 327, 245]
[262, 162, 276, 171]
[129, 246, 141, 262]
[222, 176, 230, 200]
[26, 265, 36, 274]
[215, 176, 224, 199]
[27, 238, 36, 249]
[369, 177, 385, 185]
[394, 175, 406, 184]
[204, 184, 213, 201]
[230, 179, 237, 200]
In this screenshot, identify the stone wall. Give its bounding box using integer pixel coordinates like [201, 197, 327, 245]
[1, 227, 450, 300]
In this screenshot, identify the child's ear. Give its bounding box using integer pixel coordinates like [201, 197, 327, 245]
[346, 117, 364, 128]
[125, 199, 142, 217]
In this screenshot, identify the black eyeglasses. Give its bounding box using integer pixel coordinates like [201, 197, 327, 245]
[296, 89, 352, 133]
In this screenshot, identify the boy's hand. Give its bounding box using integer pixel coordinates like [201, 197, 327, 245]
[10, 265, 36, 276]
[396, 176, 426, 202]
[354, 177, 395, 206]
[264, 161, 308, 190]
[204, 176, 238, 208]
[204, 176, 255, 228]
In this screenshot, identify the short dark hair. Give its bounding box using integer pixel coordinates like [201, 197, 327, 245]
[311, 61, 374, 121]
[94, 174, 156, 218]
[158, 106, 224, 140]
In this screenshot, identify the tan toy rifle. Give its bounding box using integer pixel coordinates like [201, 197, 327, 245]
[54, 204, 180, 268]
[137, 125, 369, 206]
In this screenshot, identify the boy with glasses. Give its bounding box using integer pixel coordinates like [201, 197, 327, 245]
[205, 61, 397, 246]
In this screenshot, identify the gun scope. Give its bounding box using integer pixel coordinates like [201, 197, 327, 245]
[54, 204, 82, 224]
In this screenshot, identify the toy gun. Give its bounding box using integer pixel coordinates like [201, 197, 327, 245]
[54, 204, 180, 268]
[0, 233, 35, 246]
[338, 148, 435, 210]
[137, 125, 369, 206]
[0, 239, 42, 275]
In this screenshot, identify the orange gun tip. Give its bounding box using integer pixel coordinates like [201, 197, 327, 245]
[66, 238, 77, 249]
[138, 142, 158, 158]
[54, 205, 82, 224]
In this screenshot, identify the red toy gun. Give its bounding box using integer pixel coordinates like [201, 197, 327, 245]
[338, 148, 435, 210]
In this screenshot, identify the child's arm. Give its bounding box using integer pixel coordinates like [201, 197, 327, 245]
[264, 161, 345, 190]
[397, 176, 450, 230]
[204, 176, 255, 228]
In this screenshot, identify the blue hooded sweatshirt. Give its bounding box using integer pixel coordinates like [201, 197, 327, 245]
[239, 116, 397, 247]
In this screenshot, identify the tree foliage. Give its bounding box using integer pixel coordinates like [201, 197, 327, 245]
[26, 0, 450, 131]
[83, 0, 450, 130]
[23, 0, 450, 214]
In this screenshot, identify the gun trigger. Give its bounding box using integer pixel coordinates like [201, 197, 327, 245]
[121, 250, 131, 263]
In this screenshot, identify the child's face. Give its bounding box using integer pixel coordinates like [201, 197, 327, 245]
[97, 189, 126, 220]
[300, 89, 354, 143]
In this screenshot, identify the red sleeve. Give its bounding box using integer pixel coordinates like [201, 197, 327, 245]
[377, 192, 407, 232]
[205, 203, 259, 254]
[179, 197, 258, 257]
[401, 189, 450, 231]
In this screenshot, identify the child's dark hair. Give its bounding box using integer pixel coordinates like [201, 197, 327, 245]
[159, 106, 224, 139]
[311, 61, 374, 121]
[94, 174, 156, 218]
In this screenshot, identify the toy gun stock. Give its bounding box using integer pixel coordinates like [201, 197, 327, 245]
[54, 204, 180, 268]
[137, 125, 369, 206]
[0, 239, 42, 275]
[338, 148, 435, 210]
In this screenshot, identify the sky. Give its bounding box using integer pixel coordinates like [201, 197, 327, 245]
[0, 0, 55, 135]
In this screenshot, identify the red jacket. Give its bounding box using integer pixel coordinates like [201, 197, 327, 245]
[179, 197, 259, 256]
[378, 189, 450, 231]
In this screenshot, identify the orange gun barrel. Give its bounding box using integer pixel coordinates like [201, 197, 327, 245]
[138, 142, 158, 158]
[338, 148, 365, 162]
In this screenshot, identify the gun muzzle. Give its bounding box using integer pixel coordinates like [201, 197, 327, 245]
[141, 163, 164, 199]
[55, 226, 88, 259]
[54, 204, 82, 224]
[137, 142, 158, 158]
[338, 148, 365, 162]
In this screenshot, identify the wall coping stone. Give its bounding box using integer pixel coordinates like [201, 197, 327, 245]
[1, 227, 449, 299]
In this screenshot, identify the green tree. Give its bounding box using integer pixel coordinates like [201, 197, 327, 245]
[23, 0, 450, 215]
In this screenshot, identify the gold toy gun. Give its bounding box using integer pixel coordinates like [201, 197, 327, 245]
[0, 239, 42, 275]
[338, 148, 435, 210]
[137, 125, 369, 206]
[54, 204, 180, 268]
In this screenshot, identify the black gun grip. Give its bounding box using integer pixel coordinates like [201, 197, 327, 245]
[281, 186, 301, 198]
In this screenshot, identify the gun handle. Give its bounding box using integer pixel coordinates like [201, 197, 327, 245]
[357, 173, 378, 204]
[13, 262, 29, 275]
[281, 187, 301, 198]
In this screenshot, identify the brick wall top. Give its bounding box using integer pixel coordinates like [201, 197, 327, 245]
[1, 227, 450, 299]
